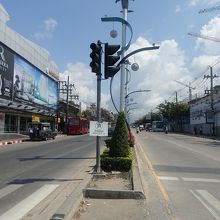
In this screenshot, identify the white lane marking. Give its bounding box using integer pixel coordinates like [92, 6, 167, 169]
[197, 190, 220, 213]
[158, 176, 220, 183]
[0, 184, 23, 200]
[182, 178, 220, 183]
[190, 190, 220, 220]
[0, 184, 59, 220]
[158, 176, 179, 181]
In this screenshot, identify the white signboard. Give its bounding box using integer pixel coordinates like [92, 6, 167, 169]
[89, 121, 108, 136]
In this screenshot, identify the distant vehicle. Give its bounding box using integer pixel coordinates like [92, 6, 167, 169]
[139, 125, 144, 131]
[29, 122, 57, 141]
[145, 123, 152, 131]
[67, 117, 89, 135]
[152, 121, 164, 132]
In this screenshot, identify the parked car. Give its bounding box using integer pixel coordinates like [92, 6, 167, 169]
[29, 122, 57, 141]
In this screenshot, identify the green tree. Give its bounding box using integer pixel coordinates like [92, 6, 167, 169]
[109, 112, 129, 157]
[157, 101, 189, 120]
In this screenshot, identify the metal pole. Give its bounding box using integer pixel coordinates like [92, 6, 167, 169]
[210, 66, 215, 136]
[96, 43, 102, 173]
[119, 1, 128, 112]
[65, 76, 69, 133]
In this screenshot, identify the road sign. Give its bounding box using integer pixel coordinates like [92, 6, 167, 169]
[89, 121, 108, 136]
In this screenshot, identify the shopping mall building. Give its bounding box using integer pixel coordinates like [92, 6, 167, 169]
[0, 4, 62, 134]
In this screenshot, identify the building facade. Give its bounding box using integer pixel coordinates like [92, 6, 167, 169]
[0, 4, 60, 134]
[190, 85, 220, 136]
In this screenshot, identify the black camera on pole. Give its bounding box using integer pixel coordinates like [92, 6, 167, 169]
[90, 43, 101, 74]
[104, 43, 121, 79]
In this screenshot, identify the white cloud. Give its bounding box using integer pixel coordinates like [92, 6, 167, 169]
[60, 62, 111, 109]
[60, 36, 220, 122]
[189, 0, 219, 6]
[44, 18, 57, 31]
[195, 17, 220, 55]
[33, 18, 58, 40]
[175, 5, 181, 13]
[113, 37, 194, 121]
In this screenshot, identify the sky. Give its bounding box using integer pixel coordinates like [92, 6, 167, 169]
[2, 0, 220, 122]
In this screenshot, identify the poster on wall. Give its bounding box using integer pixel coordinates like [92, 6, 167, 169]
[13, 55, 58, 109]
[0, 42, 14, 100]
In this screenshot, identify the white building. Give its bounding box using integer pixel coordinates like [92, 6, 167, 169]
[190, 85, 220, 136]
[0, 4, 59, 134]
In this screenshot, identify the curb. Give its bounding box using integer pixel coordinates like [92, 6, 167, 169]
[83, 188, 145, 199]
[0, 134, 66, 146]
[83, 146, 146, 200]
[0, 139, 24, 146]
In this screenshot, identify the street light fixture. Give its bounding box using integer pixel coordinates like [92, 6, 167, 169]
[124, 89, 150, 121]
[125, 89, 151, 99]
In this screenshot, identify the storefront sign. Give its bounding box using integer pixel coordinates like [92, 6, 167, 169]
[32, 115, 40, 122]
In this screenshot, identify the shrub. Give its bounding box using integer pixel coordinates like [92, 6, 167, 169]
[109, 112, 129, 157]
[101, 147, 132, 172]
[104, 139, 111, 148]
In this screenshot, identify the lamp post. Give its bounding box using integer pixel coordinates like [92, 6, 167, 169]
[125, 89, 150, 120]
[117, 0, 129, 112]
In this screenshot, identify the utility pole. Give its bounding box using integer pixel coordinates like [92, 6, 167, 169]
[59, 76, 75, 133]
[204, 66, 218, 135]
[174, 80, 195, 101]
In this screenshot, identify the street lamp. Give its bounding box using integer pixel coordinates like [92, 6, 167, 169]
[125, 89, 151, 99]
[124, 89, 150, 120]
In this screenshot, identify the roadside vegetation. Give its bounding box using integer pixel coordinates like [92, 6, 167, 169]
[101, 112, 133, 172]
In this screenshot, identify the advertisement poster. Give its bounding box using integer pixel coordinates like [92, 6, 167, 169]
[13, 55, 58, 109]
[0, 42, 14, 100]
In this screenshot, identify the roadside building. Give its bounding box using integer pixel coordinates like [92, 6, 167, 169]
[0, 4, 60, 134]
[189, 85, 220, 136]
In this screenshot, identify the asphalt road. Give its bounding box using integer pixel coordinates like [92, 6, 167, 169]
[0, 134, 103, 220]
[135, 131, 220, 220]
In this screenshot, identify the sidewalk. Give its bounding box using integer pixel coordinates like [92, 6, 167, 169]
[0, 132, 66, 145]
[0, 133, 28, 145]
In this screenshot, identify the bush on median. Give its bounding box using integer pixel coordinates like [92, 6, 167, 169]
[101, 147, 132, 172]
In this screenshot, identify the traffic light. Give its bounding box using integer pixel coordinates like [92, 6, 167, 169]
[90, 43, 101, 74]
[104, 43, 121, 79]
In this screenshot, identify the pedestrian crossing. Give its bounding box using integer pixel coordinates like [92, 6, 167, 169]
[159, 176, 220, 220]
[159, 176, 220, 183]
[0, 184, 59, 220]
[190, 190, 220, 220]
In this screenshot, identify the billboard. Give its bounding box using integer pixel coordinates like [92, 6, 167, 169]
[0, 43, 14, 100]
[13, 55, 58, 109]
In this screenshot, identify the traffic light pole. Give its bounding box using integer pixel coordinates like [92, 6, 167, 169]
[96, 42, 102, 173]
[96, 69, 101, 173]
